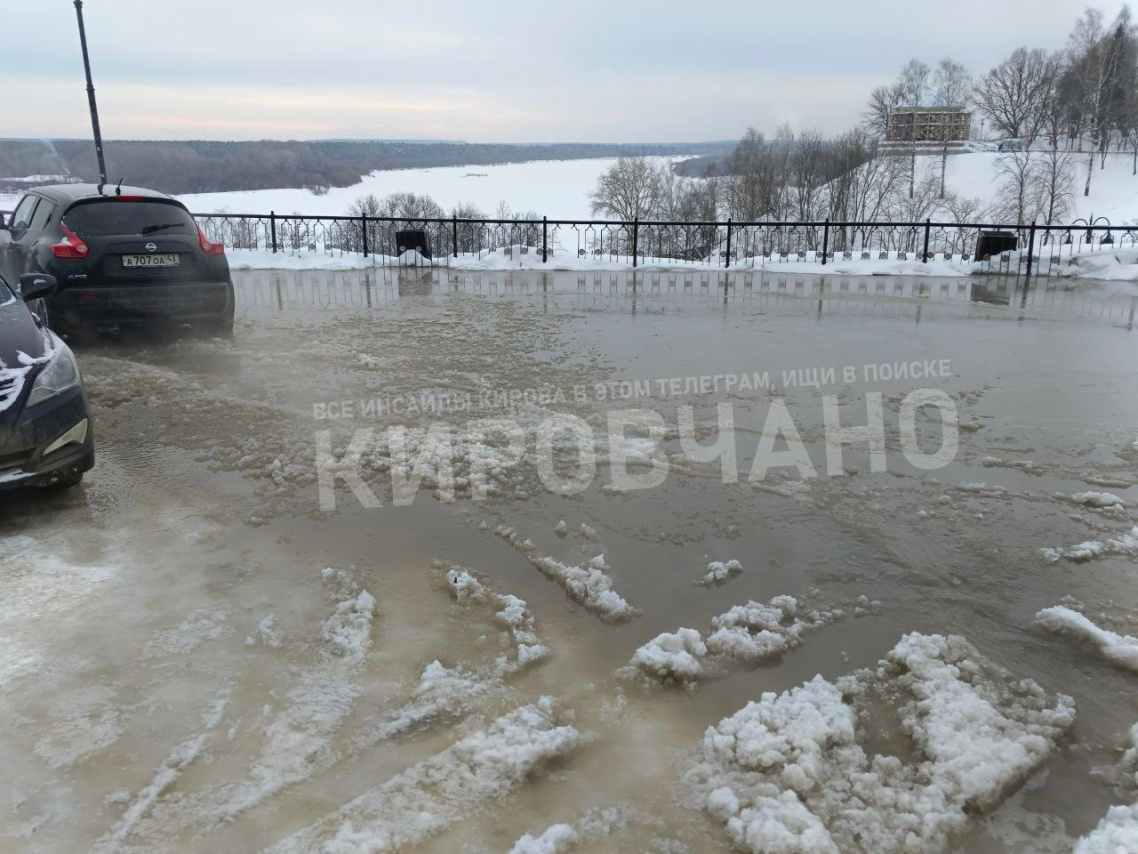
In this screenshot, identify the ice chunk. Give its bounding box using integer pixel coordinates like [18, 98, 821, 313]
[619, 596, 841, 688]
[509, 805, 647, 854]
[697, 559, 743, 587]
[246, 613, 282, 647]
[620, 628, 708, 684]
[683, 633, 1075, 853]
[509, 823, 580, 854]
[1074, 804, 1138, 854]
[484, 523, 637, 621]
[529, 554, 636, 621]
[1035, 606, 1138, 673]
[1071, 491, 1127, 508]
[1040, 526, 1138, 563]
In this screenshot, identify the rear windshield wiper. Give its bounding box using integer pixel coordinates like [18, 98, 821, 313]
[140, 223, 186, 235]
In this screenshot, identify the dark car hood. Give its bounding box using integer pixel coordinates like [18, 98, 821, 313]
[0, 290, 49, 367]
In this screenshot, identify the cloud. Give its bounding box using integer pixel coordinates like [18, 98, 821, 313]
[0, 0, 1115, 142]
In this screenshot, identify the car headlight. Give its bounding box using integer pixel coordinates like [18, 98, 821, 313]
[27, 335, 80, 408]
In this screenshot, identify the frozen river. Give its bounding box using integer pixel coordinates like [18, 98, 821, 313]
[3, 268, 1138, 852]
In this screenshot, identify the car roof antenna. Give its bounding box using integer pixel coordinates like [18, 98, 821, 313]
[115, 178, 124, 197]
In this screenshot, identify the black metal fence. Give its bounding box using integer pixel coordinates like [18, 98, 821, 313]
[2, 205, 1133, 279]
[188, 211, 1138, 279]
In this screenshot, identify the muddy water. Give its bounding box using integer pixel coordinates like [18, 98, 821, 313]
[2, 267, 1138, 852]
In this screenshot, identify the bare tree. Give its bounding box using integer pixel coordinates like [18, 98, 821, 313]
[899, 60, 932, 198]
[939, 190, 993, 253]
[973, 47, 1056, 146]
[379, 191, 445, 219]
[933, 58, 971, 197]
[348, 194, 383, 218]
[862, 83, 905, 139]
[792, 129, 829, 224]
[994, 149, 1038, 223]
[899, 59, 933, 106]
[1067, 8, 1130, 195]
[725, 128, 774, 221]
[1031, 148, 1076, 225]
[588, 156, 664, 222]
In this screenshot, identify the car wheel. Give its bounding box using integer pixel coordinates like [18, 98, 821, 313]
[200, 305, 235, 337]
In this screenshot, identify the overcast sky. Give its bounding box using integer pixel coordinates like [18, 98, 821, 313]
[1, 0, 1122, 143]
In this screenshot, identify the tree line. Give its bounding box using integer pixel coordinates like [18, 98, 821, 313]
[0, 139, 732, 196]
[598, 5, 1138, 228]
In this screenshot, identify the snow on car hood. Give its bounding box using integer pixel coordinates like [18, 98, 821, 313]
[0, 330, 54, 415]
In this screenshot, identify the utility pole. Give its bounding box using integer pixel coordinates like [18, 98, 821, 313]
[73, 0, 107, 186]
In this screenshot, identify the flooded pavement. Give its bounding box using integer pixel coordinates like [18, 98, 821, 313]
[3, 267, 1138, 853]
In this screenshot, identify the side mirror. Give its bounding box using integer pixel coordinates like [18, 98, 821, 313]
[19, 273, 56, 302]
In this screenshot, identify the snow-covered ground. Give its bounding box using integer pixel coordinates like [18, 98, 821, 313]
[940, 150, 1138, 225]
[177, 156, 678, 220]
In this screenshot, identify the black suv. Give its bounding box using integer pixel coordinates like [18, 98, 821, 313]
[0, 184, 234, 335]
[0, 271, 94, 489]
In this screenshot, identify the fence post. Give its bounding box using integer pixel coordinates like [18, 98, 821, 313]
[360, 215, 369, 258]
[821, 218, 829, 266]
[724, 218, 733, 269]
[922, 218, 931, 263]
[451, 215, 458, 259]
[631, 218, 639, 268]
[1025, 220, 1037, 282]
[542, 216, 548, 263]
[270, 210, 277, 254]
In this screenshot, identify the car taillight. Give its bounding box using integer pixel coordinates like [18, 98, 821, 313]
[52, 223, 89, 259]
[198, 226, 225, 256]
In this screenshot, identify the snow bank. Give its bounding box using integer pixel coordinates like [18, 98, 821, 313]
[1040, 526, 1138, 563]
[215, 238, 1138, 283]
[697, 559, 743, 587]
[682, 633, 1076, 854]
[266, 697, 588, 854]
[484, 523, 637, 622]
[618, 595, 841, 688]
[1034, 606, 1138, 673]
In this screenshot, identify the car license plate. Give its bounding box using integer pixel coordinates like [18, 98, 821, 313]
[122, 253, 180, 268]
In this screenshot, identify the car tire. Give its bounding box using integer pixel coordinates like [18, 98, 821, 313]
[199, 315, 234, 337]
[201, 302, 235, 337]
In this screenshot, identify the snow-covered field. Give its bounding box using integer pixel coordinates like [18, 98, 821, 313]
[177, 156, 673, 220]
[941, 150, 1138, 225]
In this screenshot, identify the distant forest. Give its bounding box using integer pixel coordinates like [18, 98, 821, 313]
[0, 139, 733, 195]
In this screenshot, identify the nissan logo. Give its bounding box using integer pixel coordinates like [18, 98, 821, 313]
[145, 242, 157, 252]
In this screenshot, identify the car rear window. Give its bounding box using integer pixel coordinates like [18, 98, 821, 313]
[63, 200, 197, 238]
